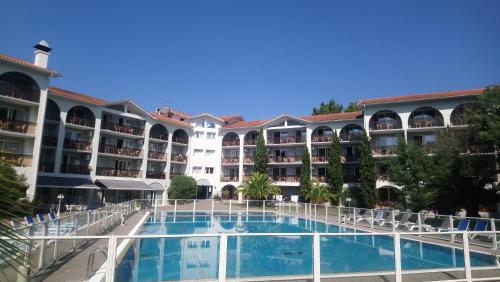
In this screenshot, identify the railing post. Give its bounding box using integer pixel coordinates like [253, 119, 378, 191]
[490, 218, 497, 249]
[393, 233, 402, 282]
[86, 211, 91, 236]
[337, 206, 341, 223]
[246, 200, 249, 216]
[392, 211, 396, 232]
[54, 218, 61, 260]
[193, 199, 197, 215]
[325, 204, 328, 221]
[72, 213, 78, 250]
[314, 204, 317, 218]
[105, 235, 117, 282]
[313, 233, 321, 282]
[462, 232, 472, 282]
[262, 200, 265, 214]
[229, 200, 232, 214]
[417, 213, 423, 236]
[218, 234, 227, 282]
[449, 215, 454, 242]
[353, 208, 357, 226]
[295, 202, 298, 214]
[370, 209, 374, 229]
[304, 203, 307, 218]
[174, 199, 177, 215]
[38, 221, 48, 269]
[211, 199, 215, 216]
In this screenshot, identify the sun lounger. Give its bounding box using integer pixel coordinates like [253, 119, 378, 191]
[24, 215, 35, 226]
[470, 220, 490, 239]
[438, 218, 469, 232]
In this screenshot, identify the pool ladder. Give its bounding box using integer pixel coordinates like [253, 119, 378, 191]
[86, 246, 108, 277]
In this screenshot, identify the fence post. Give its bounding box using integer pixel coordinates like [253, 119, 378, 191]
[218, 234, 228, 282]
[54, 217, 61, 260]
[72, 213, 78, 250]
[105, 235, 117, 282]
[304, 204, 307, 218]
[393, 233, 402, 282]
[449, 215, 454, 242]
[314, 204, 317, 218]
[174, 199, 177, 215]
[86, 211, 91, 236]
[38, 221, 48, 269]
[370, 209, 374, 229]
[353, 208, 357, 226]
[313, 233, 321, 282]
[325, 204, 328, 221]
[263, 200, 265, 214]
[337, 206, 341, 223]
[229, 200, 232, 214]
[462, 232, 472, 282]
[193, 199, 197, 215]
[246, 200, 249, 216]
[392, 211, 396, 232]
[490, 218, 497, 249]
[211, 199, 215, 216]
[417, 213, 423, 236]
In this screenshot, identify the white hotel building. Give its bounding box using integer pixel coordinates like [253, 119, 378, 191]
[0, 42, 484, 210]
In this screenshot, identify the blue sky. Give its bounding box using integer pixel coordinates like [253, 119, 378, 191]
[1, 0, 499, 120]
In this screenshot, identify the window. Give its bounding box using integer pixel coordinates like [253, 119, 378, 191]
[195, 131, 205, 138]
[0, 140, 22, 153]
[207, 132, 216, 139]
[205, 167, 214, 174]
[206, 122, 215, 128]
[205, 150, 215, 156]
[195, 120, 205, 128]
[193, 166, 202, 174]
[194, 149, 203, 156]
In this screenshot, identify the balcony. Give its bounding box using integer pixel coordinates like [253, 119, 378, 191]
[99, 144, 142, 158]
[408, 108, 444, 129]
[372, 146, 397, 156]
[39, 162, 55, 173]
[417, 144, 437, 154]
[172, 137, 188, 144]
[64, 139, 92, 152]
[244, 139, 257, 146]
[243, 157, 254, 164]
[0, 120, 36, 135]
[146, 171, 166, 179]
[271, 175, 299, 183]
[61, 164, 91, 175]
[343, 154, 360, 162]
[0, 152, 32, 167]
[169, 172, 184, 179]
[0, 84, 40, 103]
[171, 154, 187, 163]
[96, 167, 142, 178]
[409, 118, 443, 129]
[101, 122, 144, 137]
[269, 155, 302, 163]
[221, 176, 239, 182]
[221, 157, 240, 164]
[343, 175, 360, 183]
[340, 132, 362, 142]
[66, 115, 95, 128]
[42, 136, 58, 147]
[222, 140, 240, 147]
[311, 135, 332, 143]
[312, 175, 327, 183]
[148, 151, 167, 161]
[311, 155, 328, 163]
[267, 136, 304, 145]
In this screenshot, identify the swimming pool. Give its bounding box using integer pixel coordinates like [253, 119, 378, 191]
[116, 212, 498, 281]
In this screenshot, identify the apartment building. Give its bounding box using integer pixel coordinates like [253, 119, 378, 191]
[0, 41, 485, 209]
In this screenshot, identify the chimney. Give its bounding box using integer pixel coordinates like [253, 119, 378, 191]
[33, 40, 52, 68]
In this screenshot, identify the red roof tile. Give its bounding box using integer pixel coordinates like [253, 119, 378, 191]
[49, 86, 106, 105]
[0, 53, 59, 76]
[150, 113, 190, 127]
[301, 111, 363, 122]
[218, 115, 244, 122]
[223, 120, 268, 129]
[358, 88, 485, 105]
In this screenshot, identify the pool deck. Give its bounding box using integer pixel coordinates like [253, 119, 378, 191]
[40, 210, 147, 282]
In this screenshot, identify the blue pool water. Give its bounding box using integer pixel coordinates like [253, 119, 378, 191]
[117, 212, 498, 281]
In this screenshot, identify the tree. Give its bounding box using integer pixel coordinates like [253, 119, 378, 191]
[305, 181, 333, 204]
[168, 176, 197, 199]
[387, 137, 432, 210]
[359, 133, 378, 208]
[327, 131, 343, 203]
[0, 161, 31, 280]
[253, 127, 268, 175]
[299, 145, 312, 199]
[312, 99, 343, 115]
[238, 172, 281, 200]
[344, 102, 362, 112]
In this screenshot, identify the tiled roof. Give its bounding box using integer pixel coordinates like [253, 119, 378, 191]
[168, 108, 191, 119]
[0, 53, 60, 76]
[49, 86, 106, 105]
[218, 115, 243, 122]
[358, 88, 485, 105]
[150, 112, 190, 127]
[223, 120, 268, 129]
[301, 111, 363, 122]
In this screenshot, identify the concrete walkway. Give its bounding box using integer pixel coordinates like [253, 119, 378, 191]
[40, 210, 147, 282]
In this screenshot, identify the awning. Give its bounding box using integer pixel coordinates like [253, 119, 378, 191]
[96, 179, 162, 191]
[149, 182, 165, 191]
[197, 179, 211, 186]
[37, 176, 100, 189]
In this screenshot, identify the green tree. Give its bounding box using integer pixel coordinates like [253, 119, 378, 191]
[312, 99, 343, 115]
[0, 161, 31, 280]
[305, 181, 333, 204]
[238, 172, 281, 200]
[344, 102, 362, 112]
[253, 127, 268, 175]
[300, 145, 312, 199]
[168, 176, 197, 199]
[359, 133, 378, 208]
[327, 131, 343, 203]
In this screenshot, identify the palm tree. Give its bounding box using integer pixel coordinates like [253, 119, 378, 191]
[305, 181, 333, 204]
[238, 172, 281, 200]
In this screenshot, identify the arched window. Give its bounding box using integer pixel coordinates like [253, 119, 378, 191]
[222, 132, 240, 147]
[67, 106, 96, 127]
[244, 131, 259, 145]
[408, 107, 444, 128]
[0, 72, 40, 102]
[339, 124, 364, 141]
[450, 104, 473, 126]
[311, 126, 333, 142]
[150, 124, 169, 140]
[369, 110, 402, 130]
[172, 129, 188, 144]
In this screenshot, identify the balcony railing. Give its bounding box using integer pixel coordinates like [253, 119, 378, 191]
[221, 157, 239, 164]
[0, 152, 32, 167]
[222, 140, 240, 147]
[269, 155, 302, 163]
[171, 154, 187, 162]
[243, 157, 254, 164]
[370, 120, 402, 130]
[342, 154, 361, 162]
[146, 171, 166, 179]
[61, 164, 91, 175]
[150, 133, 168, 141]
[312, 175, 327, 183]
[39, 162, 55, 173]
[311, 135, 332, 143]
[169, 172, 184, 179]
[272, 175, 299, 182]
[42, 136, 58, 147]
[409, 118, 443, 129]
[96, 167, 142, 178]
[0, 84, 40, 103]
[372, 146, 397, 156]
[101, 122, 144, 137]
[244, 139, 257, 146]
[417, 144, 437, 154]
[343, 175, 360, 182]
[311, 155, 328, 163]
[148, 151, 167, 160]
[267, 136, 305, 145]
[340, 133, 362, 142]
[66, 115, 95, 128]
[221, 176, 239, 182]
[172, 137, 188, 144]
[64, 139, 92, 152]
[0, 120, 36, 135]
[99, 144, 142, 157]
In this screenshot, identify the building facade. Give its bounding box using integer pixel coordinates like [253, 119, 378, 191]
[0, 42, 485, 209]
